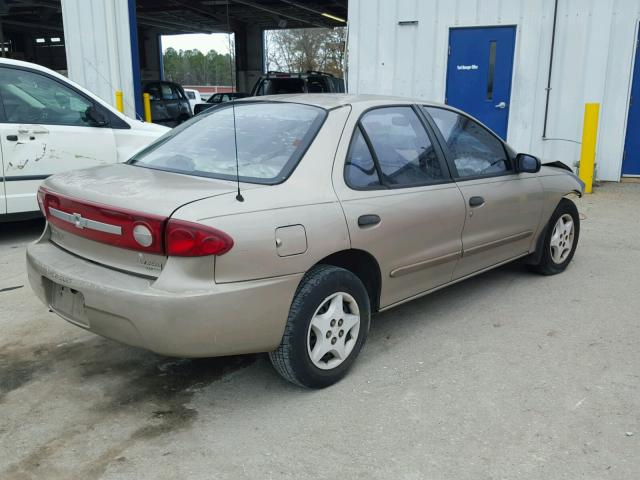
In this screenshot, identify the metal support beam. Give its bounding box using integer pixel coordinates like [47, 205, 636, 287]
[278, 0, 346, 24]
[230, 0, 329, 28]
[235, 23, 264, 93]
[168, 0, 236, 31]
[0, 19, 63, 31]
[137, 14, 223, 33]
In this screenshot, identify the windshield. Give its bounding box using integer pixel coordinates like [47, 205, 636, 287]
[130, 102, 326, 184]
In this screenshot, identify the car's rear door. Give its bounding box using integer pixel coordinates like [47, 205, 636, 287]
[334, 105, 467, 308]
[423, 106, 544, 279]
[0, 65, 116, 214]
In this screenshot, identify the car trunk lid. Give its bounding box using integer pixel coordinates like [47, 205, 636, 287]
[40, 164, 258, 277]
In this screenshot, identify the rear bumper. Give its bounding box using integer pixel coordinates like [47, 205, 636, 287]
[26, 240, 301, 357]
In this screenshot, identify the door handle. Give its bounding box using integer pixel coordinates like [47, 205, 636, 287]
[495, 101, 508, 109]
[6, 135, 18, 141]
[358, 214, 381, 227]
[469, 196, 485, 207]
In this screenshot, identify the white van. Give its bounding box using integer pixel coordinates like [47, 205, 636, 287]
[0, 58, 168, 220]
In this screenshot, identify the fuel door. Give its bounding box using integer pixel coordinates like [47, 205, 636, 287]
[275, 225, 307, 257]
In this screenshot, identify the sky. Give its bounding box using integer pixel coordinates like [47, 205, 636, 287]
[161, 33, 232, 54]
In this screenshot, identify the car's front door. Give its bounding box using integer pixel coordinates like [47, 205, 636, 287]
[424, 106, 544, 279]
[334, 105, 467, 308]
[0, 66, 116, 214]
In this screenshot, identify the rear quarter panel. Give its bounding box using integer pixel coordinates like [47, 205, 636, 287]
[211, 201, 349, 282]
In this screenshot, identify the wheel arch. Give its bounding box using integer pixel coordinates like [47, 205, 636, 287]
[527, 196, 578, 265]
[314, 249, 382, 313]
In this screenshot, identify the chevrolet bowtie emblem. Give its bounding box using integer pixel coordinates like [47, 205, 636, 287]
[72, 213, 88, 229]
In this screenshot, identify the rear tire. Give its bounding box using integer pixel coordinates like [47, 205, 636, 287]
[269, 265, 370, 388]
[530, 198, 580, 275]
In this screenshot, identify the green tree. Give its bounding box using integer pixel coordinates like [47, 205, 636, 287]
[265, 27, 346, 77]
[163, 48, 235, 85]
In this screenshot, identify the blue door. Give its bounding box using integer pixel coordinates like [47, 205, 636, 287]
[446, 26, 516, 139]
[622, 26, 640, 176]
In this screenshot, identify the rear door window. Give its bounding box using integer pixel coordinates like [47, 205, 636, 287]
[306, 76, 329, 93]
[345, 127, 381, 188]
[130, 102, 326, 184]
[358, 107, 446, 187]
[261, 78, 306, 95]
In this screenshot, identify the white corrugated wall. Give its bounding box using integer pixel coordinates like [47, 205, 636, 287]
[61, 0, 138, 119]
[347, 0, 640, 181]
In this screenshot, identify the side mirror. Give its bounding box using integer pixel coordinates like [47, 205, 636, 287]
[515, 153, 541, 173]
[85, 105, 108, 127]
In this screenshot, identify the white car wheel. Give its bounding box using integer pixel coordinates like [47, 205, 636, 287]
[307, 292, 361, 370]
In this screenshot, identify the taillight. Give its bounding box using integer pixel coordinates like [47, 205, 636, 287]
[37, 187, 46, 215]
[166, 219, 234, 257]
[40, 187, 166, 254]
[39, 188, 233, 257]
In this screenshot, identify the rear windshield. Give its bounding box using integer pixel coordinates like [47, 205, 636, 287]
[129, 102, 326, 184]
[258, 78, 305, 95]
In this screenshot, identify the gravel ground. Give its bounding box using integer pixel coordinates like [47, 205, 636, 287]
[0, 182, 638, 480]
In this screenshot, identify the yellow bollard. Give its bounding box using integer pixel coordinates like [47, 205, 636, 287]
[115, 90, 124, 113]
[578, 103, 600, 194]
[143, 93, 152, 123]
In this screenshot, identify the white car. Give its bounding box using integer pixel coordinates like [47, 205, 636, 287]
[184, 88, 202, 112]
[0, 58, 168, 220]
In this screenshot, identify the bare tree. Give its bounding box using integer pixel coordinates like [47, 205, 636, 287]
[265, 28, 346, 77]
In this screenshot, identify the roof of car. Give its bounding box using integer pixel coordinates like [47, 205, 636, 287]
[243, 93, 443, 110]
[0, 57, 54, 72]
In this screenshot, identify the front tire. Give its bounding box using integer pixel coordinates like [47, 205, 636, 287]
[269, 265, 371, 388]
[530, 198, 580, 275]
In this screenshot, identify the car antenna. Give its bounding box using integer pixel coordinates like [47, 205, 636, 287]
[225, 1, 244, 202]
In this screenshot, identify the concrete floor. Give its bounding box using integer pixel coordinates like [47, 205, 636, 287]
[1, 183, 638, 480]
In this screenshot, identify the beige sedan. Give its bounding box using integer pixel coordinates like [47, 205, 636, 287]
[27, 95, 584, 388]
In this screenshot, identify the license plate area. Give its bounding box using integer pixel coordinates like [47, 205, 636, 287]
[50, 283, 89, 327]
